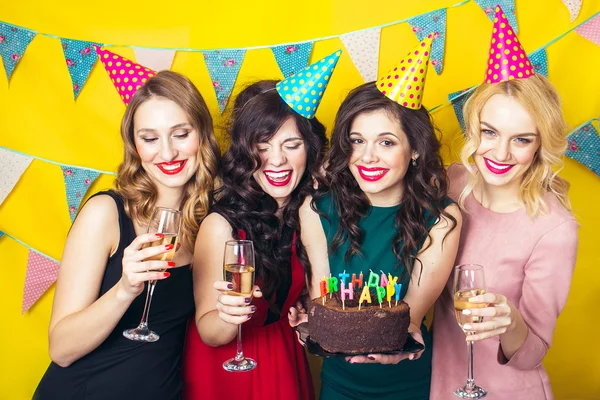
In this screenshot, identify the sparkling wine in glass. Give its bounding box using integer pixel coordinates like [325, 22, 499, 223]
[453, 264, 487, 399]
[123, 207, 181, 342]
[222, 240, 257, 372]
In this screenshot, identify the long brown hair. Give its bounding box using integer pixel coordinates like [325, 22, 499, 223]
[115, 70, 220, 252]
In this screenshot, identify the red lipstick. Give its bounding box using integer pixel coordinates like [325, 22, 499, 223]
[357, 166, 389, 182]
[155, 160, 187, 175]
[263, 169, 293, 187]
[483, 158, 515, 175]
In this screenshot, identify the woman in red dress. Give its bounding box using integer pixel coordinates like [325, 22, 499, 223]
[182, 79, 328, 399]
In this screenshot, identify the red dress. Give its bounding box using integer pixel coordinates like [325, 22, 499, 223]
[182, 231, 314, 400]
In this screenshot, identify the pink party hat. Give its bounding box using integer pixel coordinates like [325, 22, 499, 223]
[484, 5, 535, 83]
[94, 45, 156, 104]
[376, 34, 433, 110]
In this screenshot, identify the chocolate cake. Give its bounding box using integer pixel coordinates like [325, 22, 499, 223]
[307, 290, 410, 354]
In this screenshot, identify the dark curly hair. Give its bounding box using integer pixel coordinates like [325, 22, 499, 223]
[316, 82, 456, 281]
[212, 80, 327, 310]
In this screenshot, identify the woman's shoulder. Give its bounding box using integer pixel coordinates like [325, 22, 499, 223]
[446, 163, 471, 201]
[540, 192, 578, 230]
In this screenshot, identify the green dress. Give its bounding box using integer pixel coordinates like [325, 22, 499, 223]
[316, 192, 451, 400]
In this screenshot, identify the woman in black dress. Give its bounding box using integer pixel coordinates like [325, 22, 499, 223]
[34, 70, 220, 399]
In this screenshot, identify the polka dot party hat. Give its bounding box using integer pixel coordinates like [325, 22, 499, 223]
[484, 5, 534, 83]
[94, 45, 156, 104]
[275, 50, 342, 119]
[376, 33, 433, 110]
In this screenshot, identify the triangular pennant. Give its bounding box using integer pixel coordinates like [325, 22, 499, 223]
[0, 148, 33, 206]
[529, 48, 548, 78]
[408, 9, 447, 74]
[23, 250, 60, 313]
[565, 122, 600, 178]
[133, 48, 176, 72]
[576, 14, 600, 46]
[61, 166, 100, 222]
[0, 23, 36, 82]
[448, 88, 474, 134]
[562, 0, 582, 23]
[60, 38, 100, 100]
[474, 0, 518, 33]
[203, 49, 246, 113]
[0, 231, 4, 240]
[271, 42, 313, 78]
[340, 28, 381, 82]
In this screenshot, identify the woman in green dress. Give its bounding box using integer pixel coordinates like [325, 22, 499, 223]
[291, 73, 462, 397]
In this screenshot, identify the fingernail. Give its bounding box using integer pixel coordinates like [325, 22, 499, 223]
[167, 261, 176, 267]
[367, 356, 375, 360]
[251, 306, 257, 312]
[165, 244, 174, 250]
[409, 354, 415, 360]
[463, 324, 472, 330]
[227, 283, 233, 289]
[163, 272, 170, 278]
[462, 309, 472, 315]
[244, 297, 251, 303]
[155, 233, 164, 239]
[176, 243, 182, 250]
[247, 314, 252, 319]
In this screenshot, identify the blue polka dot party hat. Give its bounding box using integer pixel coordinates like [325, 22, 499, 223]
[275, 49, 342, 119]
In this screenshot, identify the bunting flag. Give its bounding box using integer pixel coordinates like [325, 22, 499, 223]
[407, 9, 447, 74]
[60, 38, 99, 100]
[0, 148, 33, 206]
[565, 122, 600, 178]
[562, 0, 582, 23]
[340, 28, 381, 82]
[474, 0, 518, 33]
[448, 88, 474, 134]
[529, 48, 549, 78]
[133, 48, 176, 72]
[576, 14, 600, 46]
[203, 49, 245, 113]
[23, 250, 60, 313]
[0, 231, 4, 240]
[271, 42, 313, 78]
[0, 24, 36, 82]
[61, 166, 100, 222]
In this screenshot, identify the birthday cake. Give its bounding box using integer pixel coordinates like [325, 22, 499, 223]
[307, 273, 411, 354]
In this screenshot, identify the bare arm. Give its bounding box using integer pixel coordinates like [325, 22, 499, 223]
[48, 195, 172, 367]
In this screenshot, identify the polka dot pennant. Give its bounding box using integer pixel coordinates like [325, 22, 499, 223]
[276, 50, 342, 119]
[203, 49, 246, 114]
[23, 250, 60, 314]
[271, 42, 314, 78]
[60, 38, 100, 100]
[529, 48, 548, 78]
[94, 45, 156, 105]
[575, 13, 600, 46]
[0, 23, 36, 82]
[376, 34, 433, 110]
[448, 87, 474, 135]
[561, 0, 582, 23]
[474, 0, 518, 33]
[61, 166, 100, 222]
[0, 148, 33, 206]
[407, 8, 447, 75]
[565, 122, 600, 178]
[483, 5, 534, 84]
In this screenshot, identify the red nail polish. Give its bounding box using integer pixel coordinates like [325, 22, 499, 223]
[165, 244, 174, 250]
[167, 261, 175, 267]
[163, 272, 170, 278]
[155, 233, 164, 239]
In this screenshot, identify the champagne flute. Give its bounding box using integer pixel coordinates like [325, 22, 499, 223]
[222, 240, 257, 372]
[123, 207, 181, 342]
[453, 264, 488, 399]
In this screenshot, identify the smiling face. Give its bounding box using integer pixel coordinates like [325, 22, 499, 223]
[348, 109, 416, 206]
[473, 94, 540, 191]
[133, 97, 200, 193]
[252, 117, 308, 206]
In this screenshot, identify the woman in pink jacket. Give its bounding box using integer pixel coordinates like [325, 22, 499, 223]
[431, 6, 578, 400]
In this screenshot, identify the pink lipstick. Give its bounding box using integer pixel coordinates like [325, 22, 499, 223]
[483, 158, 515, 175]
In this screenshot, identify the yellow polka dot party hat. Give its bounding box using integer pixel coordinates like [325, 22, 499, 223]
[484, 5, 534, 83]
[275, 50, 342, 119]
[376, 33, 433, 110]
[94, 45, 156, 104]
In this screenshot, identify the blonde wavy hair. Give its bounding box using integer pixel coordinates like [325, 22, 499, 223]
[115, 70, 220, 252]
[459, 74, 571, 217]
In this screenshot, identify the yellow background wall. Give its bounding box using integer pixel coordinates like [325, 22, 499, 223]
[1, 1, 599, 398]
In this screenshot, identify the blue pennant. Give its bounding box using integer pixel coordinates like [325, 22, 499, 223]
[0, 231, 4, 240]
[565, 122, 600, 178]
[271, 42, 313, 78]
[203, 49, 246, 114]
[61, 166, 100, 222]
[408, 9, 447, 75]
[448, 87, 474, 134]
[60, 38, 100, 100]
[0, 23, 36, 82]
[529, 48, 548, 78]
[474, 0, 518, 33]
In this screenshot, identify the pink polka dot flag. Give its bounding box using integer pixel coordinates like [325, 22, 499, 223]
[484, 5, 534, 84]
[94, 45, 156, 105]
[22, 250, 60, 314]
[376, 33, 433, 110]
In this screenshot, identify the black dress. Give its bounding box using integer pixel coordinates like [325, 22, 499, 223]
[34, 191, 194, 400]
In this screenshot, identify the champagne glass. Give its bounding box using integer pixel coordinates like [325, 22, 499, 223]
[453, 264, 488, 398]
[222, 240, 257, 372]
[123, 207, 181, 342]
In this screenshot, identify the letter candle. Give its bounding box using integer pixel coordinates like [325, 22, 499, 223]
[352, 272, 363, 289]
[367, 269, 379, 288]
[358, 285, 371, 311]
[338, 270, 349, 286]
[387, 274, 398, 307]
[379, 270, 388, 287]
[340, 281, 353, 310]
[320, 277, 328, 305]
[328, 276, 339, 298]
[376, 286, 386, 308]
[394, 282, 402, 306]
